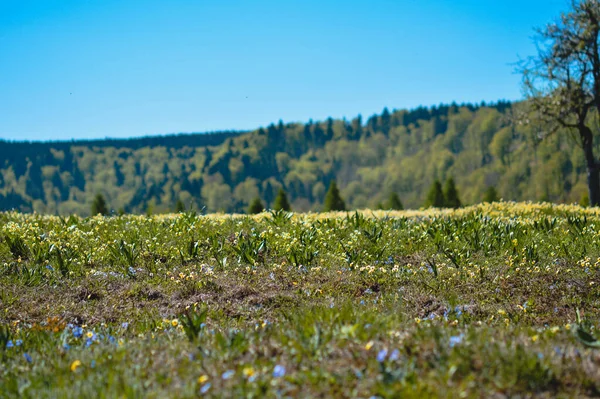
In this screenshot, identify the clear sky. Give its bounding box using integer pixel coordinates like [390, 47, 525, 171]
[0, 0, 571, 141]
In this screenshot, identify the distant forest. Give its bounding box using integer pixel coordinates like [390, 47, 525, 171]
[0, 100, 591, 215]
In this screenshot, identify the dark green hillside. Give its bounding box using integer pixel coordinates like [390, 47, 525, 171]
[0, 100, 590, 214]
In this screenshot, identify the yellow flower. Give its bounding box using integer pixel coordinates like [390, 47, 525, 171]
[198, 375, 209, 384]
[171, 319, 179, 327]
[365, 341, 374, 350]
[497, 309, 506, 316]
[531, 334, 539, 342]
[243, 367, 255, 378]
[70, 360, 82, 372]
[564, 323, 571, 330]
[86, 331, 94, 338]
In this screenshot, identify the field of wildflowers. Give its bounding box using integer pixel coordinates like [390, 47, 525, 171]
[1, 202, 600, 397]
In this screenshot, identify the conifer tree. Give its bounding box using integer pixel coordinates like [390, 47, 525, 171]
[580, 194, 590, 207]
[175, 199, 186, 213]
[323, 181, 346, 211]
[248, 197, 264, 214]
[425, 180, 445, 208]
[482, 186, 499, 203]
[387, 192, 404, 210]
[273, 188, 291, 211]
[91, 193, 109, 216]
[443, 177, 461, 208]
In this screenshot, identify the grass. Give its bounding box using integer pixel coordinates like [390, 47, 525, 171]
[1, 202, 600, 398]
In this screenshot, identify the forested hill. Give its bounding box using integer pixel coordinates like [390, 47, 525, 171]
[0, 100, 590, 215]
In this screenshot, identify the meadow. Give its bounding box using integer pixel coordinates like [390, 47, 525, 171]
[1, 202, 600, 398]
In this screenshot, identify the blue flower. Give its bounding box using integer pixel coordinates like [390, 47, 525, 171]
[389, 349, 400, 361]
[222, 370, 235, 380]
[46, 264, 54, 271]
[108, 336, 116, 344]
[23, 353, 32, 363]
[6, 340, 13, 349]
[15, 339, 23, 346]
[72, 326, 83, 338]
[91, 360, 96, 368]
[63, 343, 71, 351]
[273, 365, 286, 378]
[376, 349, 388, 363]
[454, 306, 463, 317]
[200, 383, 211, 394]
[449, 334, 464, 348]
[121, 322, 129, 329]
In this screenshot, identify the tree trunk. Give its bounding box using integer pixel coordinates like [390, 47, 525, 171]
[588, 166, 600, 206]
[581, 125, 600, 206]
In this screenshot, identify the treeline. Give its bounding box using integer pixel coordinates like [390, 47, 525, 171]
[0, 100, 589, 215]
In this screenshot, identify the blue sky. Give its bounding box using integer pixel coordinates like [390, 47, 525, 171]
[0, 0, 570, 141]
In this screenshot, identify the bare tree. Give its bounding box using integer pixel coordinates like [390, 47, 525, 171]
[520, 0, 600, 204]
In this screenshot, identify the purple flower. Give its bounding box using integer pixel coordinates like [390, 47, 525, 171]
[121, 322, 129, 329]
[273, 365, 286, 378]
[376, 349, 388, 363]
[23, 353, 32, 363]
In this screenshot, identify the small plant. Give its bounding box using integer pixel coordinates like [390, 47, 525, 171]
[50, 244, 76, 278]
[3, 235, 29, 260]
[288, 227, 319, 267]
[268, 208, 293, 226]
[179, 238, 200, 264]
[233, 230, 266, 266]
[0, 324, 11, 354]
[204, 234, 228, 269]
[179, 306, 208, 343]
[108, 239, 139, 277]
